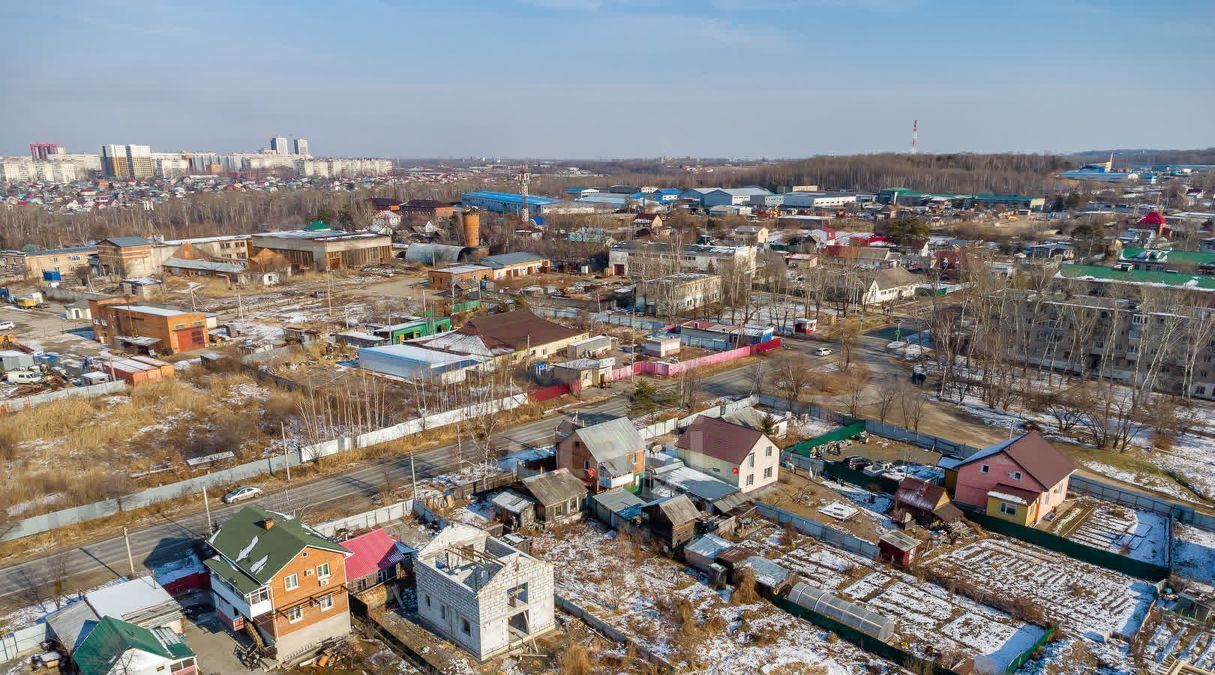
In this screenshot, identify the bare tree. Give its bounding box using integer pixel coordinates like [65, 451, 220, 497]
[898, 380, 929, 432]
[772, 354, 814, 413]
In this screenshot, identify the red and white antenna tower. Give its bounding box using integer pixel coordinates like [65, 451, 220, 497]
[911, 119, 919, 154]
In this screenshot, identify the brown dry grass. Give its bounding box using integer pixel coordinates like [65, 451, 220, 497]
[559, 643, 594, 675]
[731, 566, 760, 605]
[0, 372, 274, 517]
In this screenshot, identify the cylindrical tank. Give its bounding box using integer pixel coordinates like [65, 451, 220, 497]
[463, 210, 481, 248]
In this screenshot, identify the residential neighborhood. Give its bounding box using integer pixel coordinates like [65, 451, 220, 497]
[2, 1, 1215, 672]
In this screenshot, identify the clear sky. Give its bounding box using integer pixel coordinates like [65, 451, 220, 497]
[1, 0, 1211, 159]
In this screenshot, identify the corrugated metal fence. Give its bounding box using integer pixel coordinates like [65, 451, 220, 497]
[0, 623, 48, 663]
[1, 393, 530, 543]
[0, 380, 127, 412]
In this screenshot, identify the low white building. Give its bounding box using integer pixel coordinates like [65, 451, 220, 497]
[414, 525, 556, 661]
[780, 191, 858, 209]
[674, 416, 780, 494]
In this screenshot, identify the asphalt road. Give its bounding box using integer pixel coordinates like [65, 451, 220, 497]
[0, 360, 765, 610]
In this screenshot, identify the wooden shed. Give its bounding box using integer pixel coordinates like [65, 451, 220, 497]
[644, 495, 700, 551]
[878, 529, 922, 568]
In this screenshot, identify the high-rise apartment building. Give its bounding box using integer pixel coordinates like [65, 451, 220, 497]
[294, 138, 309, 157]
[101, 144, 154, 178]
[101, 144, 130, 178]
[29, 143, 64, 160]
[271, 136, 289, 155]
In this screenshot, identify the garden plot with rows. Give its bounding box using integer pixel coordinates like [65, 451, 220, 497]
[741, 528, 1046, 672]
[1138, 611, 1215, 672]
[922, 538, 1155, 641]
[1048, 498, 1170, 567]
[530, 522, 892, 674]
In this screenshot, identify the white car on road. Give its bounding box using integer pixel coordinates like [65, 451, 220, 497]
[0, 321, 14, 331]
[222, 486, 263, 504]
[814, 347, 833, 357]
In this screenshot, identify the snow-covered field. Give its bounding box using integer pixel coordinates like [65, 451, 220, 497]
[532, 522, 892, 674]
[924, 538, 1155, 641]
[1172, 524, 1215, 585]
[1156, 432, 1215, 500]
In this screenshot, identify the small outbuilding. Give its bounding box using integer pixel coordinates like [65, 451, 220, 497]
[520, 468, 588, 527]
[644, 495, 700, 550]
[878, 529, 922, 568]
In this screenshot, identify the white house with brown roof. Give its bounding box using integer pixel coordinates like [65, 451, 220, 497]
[674, 416, 779, 494]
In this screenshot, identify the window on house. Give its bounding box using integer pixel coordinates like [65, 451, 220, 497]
[583, 460, 589, 470]
[746, 475, 754, 486]
[980, 464, 990, 474]
[318, 594, 334, 611]
[461, 618, 472, 636]
[284, 574, 299, 591]
[766, 446, 773, 457]
[286, 606, 303, 623]
[764, 467, 773, 479]
[440, 605, 448, 620]
[247, 587, 270, 605]
[317, 562, 331, 580]
[748, 455, 754, 468]
[999, 503, 1017, 516]
[1010, 471, 1022, 480]
[424, 594, 431, 608]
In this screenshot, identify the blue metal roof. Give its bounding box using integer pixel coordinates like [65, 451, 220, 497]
[462, 191, 560, 206]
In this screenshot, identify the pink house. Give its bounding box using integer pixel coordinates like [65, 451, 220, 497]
[940, 431, 1076, 526]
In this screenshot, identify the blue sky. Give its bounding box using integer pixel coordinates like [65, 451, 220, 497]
[1, 0, 1211, 158]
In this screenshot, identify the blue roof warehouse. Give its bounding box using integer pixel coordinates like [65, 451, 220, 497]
[461, 191, 562, 216]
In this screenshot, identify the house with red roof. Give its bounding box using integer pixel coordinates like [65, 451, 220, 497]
[342, 528, 414, 596]
[938, 431, 1076, 526]
[675, 416, 780, 494]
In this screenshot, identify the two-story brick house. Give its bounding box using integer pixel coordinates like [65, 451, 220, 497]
[940, 431, 1076, 526]
[204, 506, 352, 662]
[674, 416, 780, 494]
[555, 416, 646, 493]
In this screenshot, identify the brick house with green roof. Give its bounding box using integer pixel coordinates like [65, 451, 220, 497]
[73, 616, 196, 675]
[204, 505, 352, 662]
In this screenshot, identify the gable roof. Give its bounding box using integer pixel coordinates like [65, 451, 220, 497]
[676, 416, 765, 465]
[957, 431, 1076, 488]
[73, 616, 192, 675]
[571, 417, 644, 463]
[460, 310, 583, 351]
[205, 505, 348, 594]
[647, 494, 700, 525]
[894, 477, 962, 522]
[521, 468, 588, 507]
[873, 267, 920, 290]
[342, 528, 412, 581]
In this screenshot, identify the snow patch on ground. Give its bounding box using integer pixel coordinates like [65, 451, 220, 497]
[1172, 524, 1215, 586]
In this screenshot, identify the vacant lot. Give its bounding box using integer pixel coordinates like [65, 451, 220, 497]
[0, 370, 296, 519]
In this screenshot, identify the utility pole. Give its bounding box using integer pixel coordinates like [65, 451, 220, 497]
[281, 422, 291, 482]
[202, 484, 213, 534]
[122, 527, 135, 578]
[410, 453, 418, 498]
